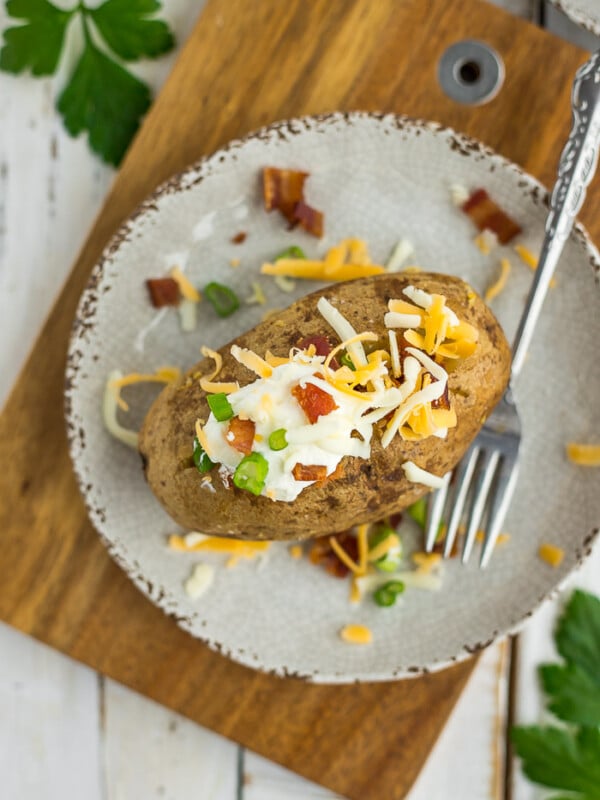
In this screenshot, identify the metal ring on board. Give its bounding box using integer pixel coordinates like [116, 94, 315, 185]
[438, 40, 505, 105]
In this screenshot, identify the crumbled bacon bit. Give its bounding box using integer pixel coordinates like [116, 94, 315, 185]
[292, 382, 338, 424]
[231, 231, 247, 244]
[462, 189, 522, 244]
[226, 417, 255, 455]
[309, 532, 358, 578]
[146, 277, 180, 307]
[263, 167, 308, 223]
[297, 335, 340, 370]
[292, 463, 328, 482]
[293, 200, 324, 238]
[316, 461, 345, 486]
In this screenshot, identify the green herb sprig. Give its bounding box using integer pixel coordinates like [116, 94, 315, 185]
[1, 0, 175, 165]
[512, 589, 600, 800]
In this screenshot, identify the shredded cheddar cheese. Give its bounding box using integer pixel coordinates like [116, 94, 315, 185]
[171, 266, 201, 302]
[169, 533, 270, 560]
[367, 533, 400, 562]
[514, 244, 537, 269]
[515, 244, 557, 288]
[289, 545, 303, 559]
[340, 624, 373, 644]
[329, 536, 362, 575]
[357, 524, 369, 575]
[485, 258, 511, 302]
[475, 531, 511, 546]
[230, 345, 273, 378]
[264, 350, 290, 367]
[412, 551, 442, 574]
[200, 346, 223, 382]
[538, 543, 565, 568]
[261, 238, 385, 282]
[199, 379, 240, 394]
[110, 366, 180, 390]
[566, 442, 600, 466]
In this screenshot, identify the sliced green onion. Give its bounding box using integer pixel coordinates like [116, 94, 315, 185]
[408, 497, 427, 528]
[233, 452, 269, 495]
[192, 436, 214, 473]
[408, 497, 445, 540]
[268, 428, 288, 451]
[373, 580, 405, 607]
[204, 282, 240, 317]
[207, 392, 234, 422]
[339, 352, 356, 371]
[383, 580, 405, 595]
[275, 245, 306, 260]
[369, 523, 403, 573]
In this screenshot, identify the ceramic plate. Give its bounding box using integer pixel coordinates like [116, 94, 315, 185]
[65, 113, 600, 683]
[549, 0, 600, 36]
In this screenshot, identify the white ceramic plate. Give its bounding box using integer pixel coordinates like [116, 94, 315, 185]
[66, 113, 600, 683]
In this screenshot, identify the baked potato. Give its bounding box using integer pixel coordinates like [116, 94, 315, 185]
[139, 273, 510, 540]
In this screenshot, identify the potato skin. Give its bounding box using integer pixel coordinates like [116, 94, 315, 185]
[139, 273, 510, 540]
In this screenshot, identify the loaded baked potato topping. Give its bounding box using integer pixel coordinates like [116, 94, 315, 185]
[194, 285, 478, 502]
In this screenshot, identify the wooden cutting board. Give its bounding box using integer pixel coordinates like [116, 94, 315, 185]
[0, 1, 594, 798]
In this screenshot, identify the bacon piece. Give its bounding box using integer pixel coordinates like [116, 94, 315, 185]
[292, 463, 328, 482]
[263, 167, 308, 223]
[231, 231, 247, 244]
[316, 461, 345, 486]
[431, 380, 450, 409]
[146, 277, 180, 307]
[297, 335, 340, 370]
[292, 382, 338, 424]
[309, 531, 358, 578]
[462, 189, 522, 244]
[226, 417, 255, 455]
[293, 200, 324, 238]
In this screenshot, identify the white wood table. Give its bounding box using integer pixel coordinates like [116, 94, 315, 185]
[1, 1, 598, 797]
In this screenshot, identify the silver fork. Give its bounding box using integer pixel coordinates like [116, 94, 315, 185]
[424, 49, 600, 568]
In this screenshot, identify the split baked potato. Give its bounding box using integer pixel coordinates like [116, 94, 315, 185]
[139, 273, 510, 540]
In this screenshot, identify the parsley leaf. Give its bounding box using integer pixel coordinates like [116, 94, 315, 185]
[540, 663, 600, 727]
[0, 0, 73, 76]
[89, 0, 174, 61]
[57, 35, 151, 166]
[511, 726, 600, 800]
[1, 0, 175, 165]
[555, 589, 600, 683]
[512, 589, 600, 799]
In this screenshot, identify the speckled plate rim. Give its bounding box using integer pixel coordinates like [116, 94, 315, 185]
[65, 111, 600, 683]
[549, 0, 600, 37]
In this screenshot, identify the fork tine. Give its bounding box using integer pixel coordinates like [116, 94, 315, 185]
[444, 445, 479, 559]
[424, 472, 451, 552]
[462, 449, 500, 564]
[479, 458, 520, 568]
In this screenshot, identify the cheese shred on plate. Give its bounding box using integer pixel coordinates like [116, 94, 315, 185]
[194, 285, 479, 502]
[339, 624, 373, 645]
[566, 442, 600, 466]
[538, 543, 565, 568]
[103, 366, 180, 448]
[261, 238, 386, 282]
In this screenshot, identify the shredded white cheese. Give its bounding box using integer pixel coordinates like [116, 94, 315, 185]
[184, 563, 215, 599]
[401, 460, 445, 488]
[178, 298, 197, 332]
[103, 371, 139, 449]
[317, 297, 368, 367]
[386, 239, 415, 272]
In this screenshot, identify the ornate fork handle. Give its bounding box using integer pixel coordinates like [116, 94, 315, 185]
[511, 50, 600, 379]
